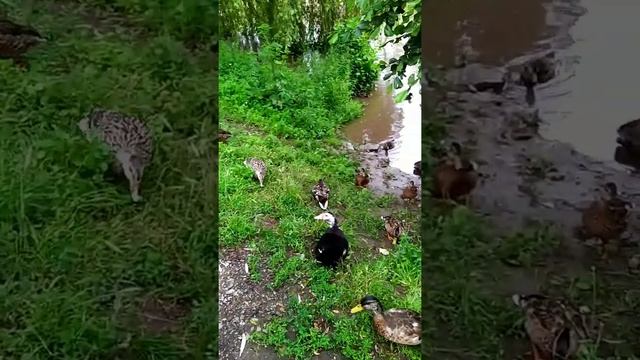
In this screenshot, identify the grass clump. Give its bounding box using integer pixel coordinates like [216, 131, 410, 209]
[220, 40, 421, 359]
[0, 2, 216, 358]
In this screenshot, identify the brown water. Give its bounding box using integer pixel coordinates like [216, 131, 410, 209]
[424, 0, 640, 169]
[537, 0, 640, 167]
[343, 40, 422, 175]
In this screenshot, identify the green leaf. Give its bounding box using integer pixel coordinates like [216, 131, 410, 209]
[394, 89, 410, 103]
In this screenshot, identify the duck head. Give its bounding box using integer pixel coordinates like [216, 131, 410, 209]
[314, 212, 337, 227]
[351, 295, 383, 314]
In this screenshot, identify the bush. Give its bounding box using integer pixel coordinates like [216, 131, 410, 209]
[219, 41, 362, 139]
[328, 18, 380, 97]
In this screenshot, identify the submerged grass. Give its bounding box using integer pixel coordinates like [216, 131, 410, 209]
[0, 1, 216, 358]
[219, 42, 421, 360]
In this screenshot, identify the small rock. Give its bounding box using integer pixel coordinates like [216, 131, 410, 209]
[378, 248, 390, 256]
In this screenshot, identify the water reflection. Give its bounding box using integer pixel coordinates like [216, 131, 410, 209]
[538, 0, 640, 167]
[343, 39, 421, 174]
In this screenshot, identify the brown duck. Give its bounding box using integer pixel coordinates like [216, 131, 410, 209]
[581, 182, 631, 259]
[512, 294, 591, 360]
[217, 129, 231, 143]
[413, 161, 421, 176]
[355, 168, 370, 187]
[431, 142, 478, 203]
[401, 181, 418, 201]
[351, 295, 421, 346]
[381, 215, 404, 245]
[0, 18, 46, 68]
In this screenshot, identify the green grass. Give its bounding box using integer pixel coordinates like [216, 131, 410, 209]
[219, 42, 421, 359]
[0, 2, 216, 358]
[422, 85, 640, 359]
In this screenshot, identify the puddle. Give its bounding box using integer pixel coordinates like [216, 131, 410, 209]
[343, 38, 421, 176]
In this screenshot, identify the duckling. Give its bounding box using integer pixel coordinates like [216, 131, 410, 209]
[313, 212, 349, 268]
[581, 182, 631, 259]
[244, 158, 267, 187]
[512, 294, 591, 360]
[377, 141, 395, 156]
[355, 168, 370, 187]
[350, 295, 421, 346]
[401, 181, 418, 201]
[413, 161, 421, 176]
[381, 215, 404, 245]
[431, 142, 478, 203]
[217, 129, 231, 143]
[0, 18, 46, 68]
[312, 179, 330, 210]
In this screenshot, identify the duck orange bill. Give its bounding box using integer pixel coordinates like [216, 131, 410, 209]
[350, 304, 364, 314]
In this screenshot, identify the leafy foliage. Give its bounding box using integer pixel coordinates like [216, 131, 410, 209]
[219, 41, 362, 139]
[329, 18, 380, 97]
[220, 0, 358, 55]
[358, 0, 421, 101]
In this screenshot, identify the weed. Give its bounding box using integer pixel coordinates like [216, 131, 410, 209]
[0, 1, 216, 358]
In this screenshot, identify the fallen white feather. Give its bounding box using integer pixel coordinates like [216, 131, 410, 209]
[378, 248, 390, 255]
[238, 333, 248, 358]
[244, 263, 249, 274]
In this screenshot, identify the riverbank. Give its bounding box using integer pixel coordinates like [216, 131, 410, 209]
[218, 42, 421, 360]
[0, 1, 215, 358]
[424, 0, 640, 358]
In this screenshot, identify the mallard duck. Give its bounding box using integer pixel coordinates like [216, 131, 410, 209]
[313, 212, 348, 268]
[0, 18, 45, 68]
[351, 295, 421, 346]
[413, 161, 421, 176]
[381, 215, 404, 245]
[401, 180, 418, 201]
[581, 182, 631, 259]
[512, 294, 591, 360]
[78, 108, 153, 202]
[617, 118, 640, 152]
[217, 129, 231, 143]
[378, 141, 395, 156]
[244, 158, 267, 187]
[312, 179, 330, 210]
[431, 142, 478, 203]
[355, 168, 370, 187]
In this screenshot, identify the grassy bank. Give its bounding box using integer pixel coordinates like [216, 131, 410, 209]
[219, 42, 421, 360]
[422, 80, 640, 359]
[0, 2, 216, 358]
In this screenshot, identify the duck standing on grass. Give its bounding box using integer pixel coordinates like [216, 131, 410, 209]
[244, 158, 267, 187]
[313, 212, 348, 268]
[0, 18, 46, 68]
[355, 168, 370, 187]
[351, 295, 421, 346]
[512, 294, 591, 360]
[381, 215, 404, 245]
[311, 179, 330, 210]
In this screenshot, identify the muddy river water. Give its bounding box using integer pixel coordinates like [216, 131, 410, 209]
[343, 40, 422, 176]
[425, 0, 640, 169]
